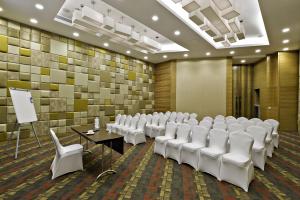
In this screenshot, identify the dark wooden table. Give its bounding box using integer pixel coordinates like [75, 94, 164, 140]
[71, 125, 124, 179]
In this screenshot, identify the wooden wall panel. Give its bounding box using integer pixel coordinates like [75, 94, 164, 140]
[226, 59, 233, 116]
[154, 61, 176, 112]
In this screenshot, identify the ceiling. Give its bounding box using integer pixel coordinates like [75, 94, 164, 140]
[0, 0, 299, 64]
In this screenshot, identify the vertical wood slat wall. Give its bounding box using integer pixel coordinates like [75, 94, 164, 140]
[226, 59, 233, 116]
[154, 61, 176, 112]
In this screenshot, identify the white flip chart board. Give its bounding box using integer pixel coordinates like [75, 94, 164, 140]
[9, 88, 38, 124]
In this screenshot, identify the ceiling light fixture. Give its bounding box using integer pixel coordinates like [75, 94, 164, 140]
[282, 39, 290, 44]
[241, 59, 246, 63]
[144, 56, 148, 60]
[30, 18, 38, 24]
[282, 28, 290, 33]
[174, 30, 181, 36]
[152, 15, 159, 21]
[184, 53, 188, 57]
[126, 50, 131, 54]
[0, 7, 3, 12]
[103, 42, 109, 47]
[255, 49, 261, 53]
[229, 51, 235, 55]
[163, 55, 168, 58]
[283, 47, 289, 51]
[73, 32, 79, 37]
[206, 52, 211, 56]
[35, 3, 44, 10]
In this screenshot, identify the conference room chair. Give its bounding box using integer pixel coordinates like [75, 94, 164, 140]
[145, 113, 159, 137]
[165, 111, 171, 118]
[111, 114, 126, 133]
[213, 122, 227, 130]
[247, 126, 267, 170]
[225, 116, 236, 121]
[215, 115, 225, 121]
[199, 120, 212, 130]
[187, 118, 198, 127]
[202, 116, 213, 123]
[189, 113, 198, 120]
[175, 112, 185, 124]
[228, 123, 244, 134]
[106, 114, 121, 133]
[198, 129, 228, 180]
[219, 131, 254, 192]
[214, 118, 225, 124]
[183, 112, 190, 123]
[120, 116, 139, 136]
[264, 119, 280, 148]
[140, 113, 147, 119]
[249, 118, 263, 125]
[240, 120, 255, 130]
[180, 125, 209, 170]
[165, 123, 191, 163]
[168, 112, 177, 122]
[125, 117, 147, 145]
[154, 122, 177, 157]
[226, 119, 238, 125]
[151, 115, 168, 138]
[257, 122, 274, 157]
[116, 115, 132, 135]
[134, 113, 141, 118]
[49, 129, 83, 180]
[145, 114, 152, 126]
[237, 117, 248, 124]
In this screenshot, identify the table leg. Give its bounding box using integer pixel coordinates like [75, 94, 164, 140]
[83, 138, 92, 154]
[96, 141, 116, 180]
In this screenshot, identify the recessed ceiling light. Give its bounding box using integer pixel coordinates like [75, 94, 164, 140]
[283, 47, 289, 51]
[96, 33, 102, 37]
[163, 55, 167, 59]
[152, 15, 159, 21]
[126, 50, 131, 54]
[30, 18, 38, 24]
[241, 59, 246, 63]
[282, 28, 290, 33]
[144, 56, 148, 60]
[73, 32, 79, 37]
[206, 52, 211, 56]
[183, 53, 188, 57]
[0, 7, 3, 12]
[282, 39, 290, 44]
[174, 30, 181, 36]
[35, 3, 44, 10]
[103, 42, 109, 47]
[255, 49, 261, 53]
[229, 51, 235, 55]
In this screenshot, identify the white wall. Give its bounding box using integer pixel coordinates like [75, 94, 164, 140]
[176, 59, 228, 120]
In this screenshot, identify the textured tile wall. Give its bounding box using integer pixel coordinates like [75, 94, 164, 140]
[0, 18, 154, 141]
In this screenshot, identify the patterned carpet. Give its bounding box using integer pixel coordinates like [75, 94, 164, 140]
[0, 131, 300, 200]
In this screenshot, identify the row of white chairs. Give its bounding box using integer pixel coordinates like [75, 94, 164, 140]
[154, 122, 270, 192]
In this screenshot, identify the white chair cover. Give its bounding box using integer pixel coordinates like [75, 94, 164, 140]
[154, 122, 177, 157]
[183, 112, 190, 123]
[117, 115, 132, 135]
[49, 129, 83, 179]
[165, 124, 191, 163]
[257, 122, 273, 157]
[265, 119, 279, 148]
[180, 125, 209, 170]
[226, 119, 238, 125]
[169, 112, 177, 122]
[237, 117, 248, 123]
[106, 114, 121, 133]
[247, 126, 267, 170]
[220, 131, 254, 192]
[249, 118, 263, 125]
[190, 113, 198, 120]
[111, 114, 127, 133]
[241, 120, 255, 130]
[151, 116, 168, 138]
[215, 115, 225, 120]
[202, 116, 213, 123]
[213, 122, 227, 130]
[228, 123, 244, 133]
[187, 118, 198, 127]
[199, 120, 212, 130]
[145, 114, 159, 136]
[125, 118, 147, 145]
[175, 113, 185, 124]
[199, 129, 228, 180]
[120, 116, 139, 136]
[225, 116, 236, 121]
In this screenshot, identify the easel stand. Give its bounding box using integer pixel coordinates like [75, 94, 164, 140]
[7, 121, 41, 159]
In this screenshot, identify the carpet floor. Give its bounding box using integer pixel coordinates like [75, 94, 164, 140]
[0, 131, 300, 200]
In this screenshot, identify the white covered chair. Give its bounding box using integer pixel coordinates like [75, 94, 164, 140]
[228, 123, 244, 134]
[140, 113, 146, 119]
[180, 125, 209, 170]
[111, 115, 126, 133]
[168, 112, 177, 122]
[120, 116, 139, 136]
[49, 129, 83, 180]
[241, 120, 255, 131]
[202, 116, 213, 123]
[225, 116, 236, 121]
[215, 115, 225, 121]
[250, 118, 263, 125]
[151, 116, 168, 138]
[165, 111, 171, 118]
[237, 117, 248, 124]
[154, 122, 177, 157]
[190, 113, 198, 120]
[265, 119, 279, 148]
[125, 118, 147, 145]
[145, 114, 152, 126]
[226, 119, 238, 125]
[165, 124, 191, 163]
[175, 112, 185, 124]
[106, 114, 121, 133]
[199, 120, 212, 130]
[213, 122, 227, 130]
[198, 129, 228, 180]
[247, 126, 267, 170]
[145, 114, 159, 137]
[183, 112, 190, 123]
[187, 118, 198, 127]
[116, 115, 132, 135]
[134, 113, 141, 118]
[220, 131, 254, 192]
[257, 122, 273, 157]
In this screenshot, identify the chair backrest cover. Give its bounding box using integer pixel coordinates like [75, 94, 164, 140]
[49, 129, 63, 156]
[188, 118, 198, 126]
[165, 111, 171, 118]
[119, 115, 127, 126]
[229, 132, 254, 157]
[169, 112, 177, 122]
[247, 126, 267, 148]
[250, 118, 263, 125]
[151, 114, 160, 126]
[215, 115, 225, 120]
[146, 114, 152, 124]
[226, 119, 238, 125]
[214, 118, 225, 124]
[199, 120, 212, 129]
[203, 116, 213, 122]
[228, 123, 244, 133]
[257, 122, 272, 140]
[124, 115, 132, 127]
[191, 125, 209, 146]
[176, 113, 185, 123]
[135, 113, 141, 117]
[153, 112, 158, 115]
[265, 119, 279, 132]
[190, 113, 198, 119]
[176, 124, 191, 142]
[237, 117, 248, 123]
[165, 122, 177, 138]
[140, 113, 146, 118]
[208, 129, 228, 152]
[115, 114, 122, 125]
[241, 120, 255, 130]
[213, 122, 227, 130]
[137, 118, 147, 130]
[158, 116, 168, 127]
[183, 112, 190, 121]
[130, 116, 139, 129]
[226, 116, 236, 121]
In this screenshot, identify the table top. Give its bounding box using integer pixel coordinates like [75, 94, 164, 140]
[71, 125, 123, 144]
